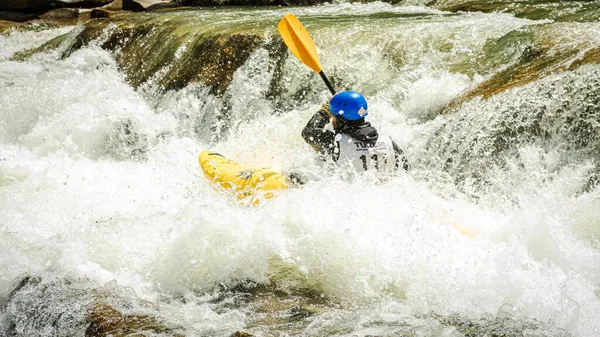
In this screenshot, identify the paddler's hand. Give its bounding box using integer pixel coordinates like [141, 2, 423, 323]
[317, 101, 333, 118]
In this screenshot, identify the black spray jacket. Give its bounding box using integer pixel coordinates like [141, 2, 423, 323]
[301, 102, 410, 171]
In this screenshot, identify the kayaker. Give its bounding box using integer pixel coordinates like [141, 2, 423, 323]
[302, 91, 410, 172]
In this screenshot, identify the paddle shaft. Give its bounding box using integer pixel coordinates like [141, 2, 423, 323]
[319, 71, 336, 95]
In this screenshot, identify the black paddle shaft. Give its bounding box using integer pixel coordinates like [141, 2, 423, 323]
[319, 71, 336, 95]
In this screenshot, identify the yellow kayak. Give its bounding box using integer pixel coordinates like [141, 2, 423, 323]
[199, 151, 290, 205]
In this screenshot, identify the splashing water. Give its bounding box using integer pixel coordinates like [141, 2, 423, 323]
[1, 3, 599, 336]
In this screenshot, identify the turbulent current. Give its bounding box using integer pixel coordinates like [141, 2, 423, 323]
[1, 2, 600, 336]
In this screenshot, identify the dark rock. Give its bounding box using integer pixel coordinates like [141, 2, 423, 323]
[176, 0, 324, 5]
[146, 1, 181, 10]
[0, 10, 40, 22]
[90, 8, 112, 18]
[288, 306, 316, 321]
[102, 0, 179, 10]
[123, 0, 174, 11]
[122, 0, 145, 11]
[39, 8, 80, 20]
[265, 38, 288, 103]
[7, 275, 42, 300]
[433, 0, 600, 23]
[232, 332, 254, 337]
[0, 0, 115, 12]
[163, 33, 264, 94]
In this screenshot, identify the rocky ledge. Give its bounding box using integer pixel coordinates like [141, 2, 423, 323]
[0, 1, 176, 30]
[0, 0, 328, 31]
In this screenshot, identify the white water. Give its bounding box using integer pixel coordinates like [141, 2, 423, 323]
[1, 4, 600, 336]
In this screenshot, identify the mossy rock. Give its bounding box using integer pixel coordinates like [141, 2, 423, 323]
[16, 12, 265, 95]
[11, 31, 71, 60]
[443, 24, 600, 114]
[86, 302, 183, 336]
[205, 279, 326, 333]
[5, 276, 184, 337]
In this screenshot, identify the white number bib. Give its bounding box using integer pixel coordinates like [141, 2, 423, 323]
[334, 133, 396, 173]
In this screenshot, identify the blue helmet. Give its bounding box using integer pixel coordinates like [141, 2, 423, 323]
[329, 91, 368, 121]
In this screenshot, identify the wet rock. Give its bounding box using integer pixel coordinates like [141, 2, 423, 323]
[4, 276, 183, 337]
[0, 0, 115, 12]
[426, 64, 600, 197]
[123, 0, 175, 11]
[264, 39, 289, 104]
[17, 7, 91, 26]
[105, 118, 149, 160]
[175, 0, 324, 5]
[11, 31, 71, 60]
[0, 10, 39, 22]
[288, 306, 316, 321]
[85, 302, 180, 336]
[39, 8, 81, 20]
[207, 279, 326, 332]
[432, 0, 600, 23]
[5, 276, 95, 336]
[50, 15, 264, 94]
[90, 8, 112, 18]
[231, 332, 254, 337]
[443, 25, 600, 115]
[102, 0, 180, 11]
[267, 255, 325, 299]
[123, 0, 148, 11]
[440, 313, 571, 337]
[160, 33, 263, 94]
[0, 19, 18, 31]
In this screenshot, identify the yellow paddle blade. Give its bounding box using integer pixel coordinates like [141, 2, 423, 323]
[278, 14, 323, 73]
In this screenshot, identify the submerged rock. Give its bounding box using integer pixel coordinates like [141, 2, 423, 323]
[105, 118, 149, 160]
[85, 302, 182, 336]
[440, 313, 571, 337]
[206, 279, 327, 333]
[3, 276, 571, 336]
[444, 23, 600, 114]
[425, 64, 600, 197]
[231, 332, 254, 337]
[7, 9, 288, 140]
[29, 12, 266, 95]
[3, 276, 183, 337]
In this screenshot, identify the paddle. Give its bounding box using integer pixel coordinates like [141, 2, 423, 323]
[278, 13, 336, 95]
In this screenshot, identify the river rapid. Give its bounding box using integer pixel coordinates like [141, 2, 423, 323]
[1, 2, 600, 336]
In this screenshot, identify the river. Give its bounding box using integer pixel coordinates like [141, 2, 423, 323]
[1, 2, 599, 336]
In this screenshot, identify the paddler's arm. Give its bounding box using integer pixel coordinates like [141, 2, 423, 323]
[301, 102, 336, 156]
[392, 140, 411, 171]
